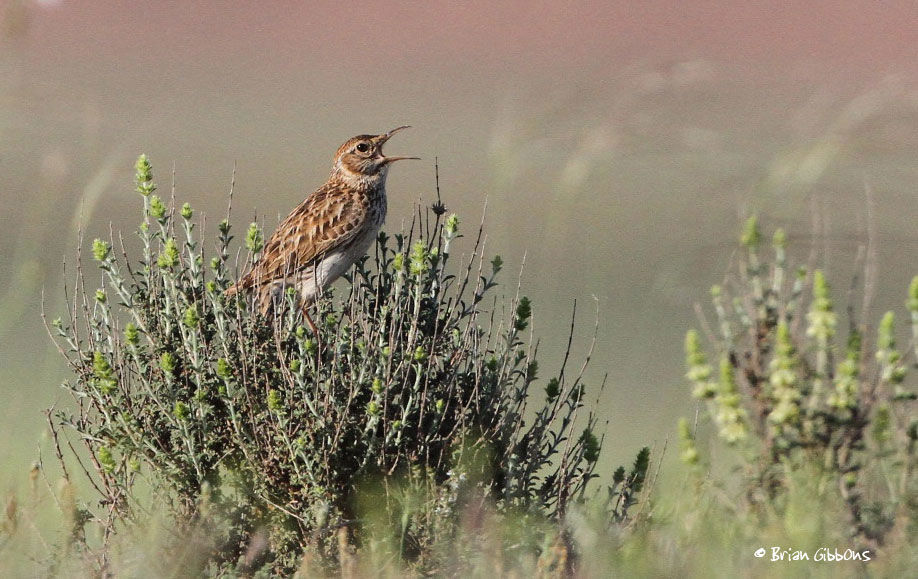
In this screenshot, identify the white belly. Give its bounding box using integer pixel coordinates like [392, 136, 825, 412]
[295, 223, 378, 304]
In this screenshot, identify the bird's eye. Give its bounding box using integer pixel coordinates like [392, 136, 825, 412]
[355, 142, 369, 153]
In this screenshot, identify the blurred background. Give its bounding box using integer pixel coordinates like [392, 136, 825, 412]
[2, 1, 917, 480]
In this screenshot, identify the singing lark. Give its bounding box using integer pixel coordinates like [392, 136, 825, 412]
[225, 126, 418, 331]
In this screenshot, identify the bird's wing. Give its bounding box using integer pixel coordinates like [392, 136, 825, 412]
[229, 182, 368, 292]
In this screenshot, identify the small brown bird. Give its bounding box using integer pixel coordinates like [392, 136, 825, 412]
[225, 126, 418, 332]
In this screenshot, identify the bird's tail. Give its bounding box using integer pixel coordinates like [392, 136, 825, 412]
[224, 278, 276, 316]
[224, 270, 255, 298]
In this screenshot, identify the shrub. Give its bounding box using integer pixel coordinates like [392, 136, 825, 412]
[682, 217, 918, 550]
[45, 155, 641, 575]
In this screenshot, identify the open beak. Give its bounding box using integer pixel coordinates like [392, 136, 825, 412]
[374, 126, 420, 163]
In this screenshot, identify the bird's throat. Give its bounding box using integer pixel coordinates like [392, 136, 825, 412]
[334, 165, 387, 192]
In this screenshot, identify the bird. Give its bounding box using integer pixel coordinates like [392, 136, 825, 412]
[225, 126, 418, 333]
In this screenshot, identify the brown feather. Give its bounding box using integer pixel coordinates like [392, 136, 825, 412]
[230, 179, 369, 294]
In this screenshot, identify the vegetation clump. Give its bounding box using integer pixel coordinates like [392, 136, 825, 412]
[45, 156, 646, 575]
[683, 217, 917, 551]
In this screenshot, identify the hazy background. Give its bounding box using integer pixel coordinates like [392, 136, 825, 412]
[2, 1, 917, 479]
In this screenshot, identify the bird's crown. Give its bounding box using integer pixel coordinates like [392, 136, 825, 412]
[333, 126, 419, 180]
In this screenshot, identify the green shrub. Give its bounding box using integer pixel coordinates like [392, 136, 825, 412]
[683, 217, 918, 550]
[45, 156, 638, 575]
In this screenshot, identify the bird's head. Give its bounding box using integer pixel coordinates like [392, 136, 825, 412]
[333, 126, 419, 185]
